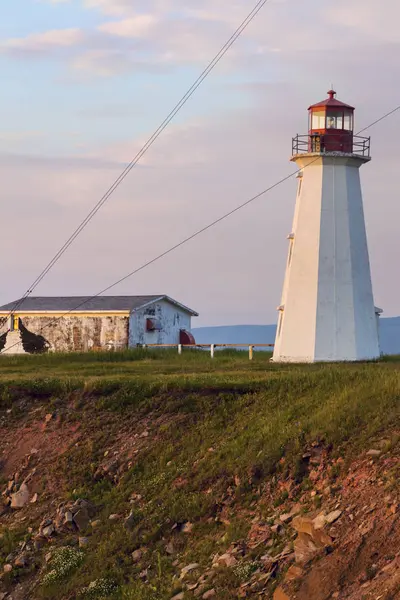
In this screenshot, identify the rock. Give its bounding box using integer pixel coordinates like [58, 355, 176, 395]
[273, 587, 291, 600]
[64, 511, 74, 525]
[326, 510, 342, 525]
[366, 449, 381, 457]
[10, 483, 30, 509]
[42, 523, 55, 537]
[216, 553, 237, 568]
[290, 503, 302, 517]
[132, 549, 143, 563]
[294, 533, 319, 564]
[171, 594, 185, 600]
[292, 516, 332, 564]
[271, 524, 283, 535]
[30, 493, 38, 504]
[91, 519, 101, 529]
[280, 513, 293, 524]
[313, 513, 327, 530]
[292, 516, 314, 536]
[73, 508, 90, 530]
[285, 565, 303, 581]
[72, 499, 96, 517]
[180, 563, 200, 579]
[4, 564, 12, 573]
[108, 514, 121, 521]
[79, 537, 89, 548]
[202, 590, 216, 599]
[14, 554, 28, 568]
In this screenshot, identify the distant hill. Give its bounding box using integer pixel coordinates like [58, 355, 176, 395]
[193, 317, 400, 356]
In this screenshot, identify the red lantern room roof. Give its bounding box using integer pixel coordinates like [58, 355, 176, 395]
[308, 90, 355, 111]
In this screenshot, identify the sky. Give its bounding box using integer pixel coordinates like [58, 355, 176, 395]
[1, 0, 400, 327]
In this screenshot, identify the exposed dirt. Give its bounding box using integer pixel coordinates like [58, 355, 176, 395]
[0, 398, 399, 600]
[293, 455, 400, 600]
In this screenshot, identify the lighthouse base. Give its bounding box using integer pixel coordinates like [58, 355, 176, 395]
[271, 351, 381, 364]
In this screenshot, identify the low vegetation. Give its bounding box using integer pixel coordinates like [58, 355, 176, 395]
[0, 350, 399, 599]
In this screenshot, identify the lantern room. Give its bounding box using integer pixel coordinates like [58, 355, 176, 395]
[308, 89, 354, 153]
[292, 90, 370, 158]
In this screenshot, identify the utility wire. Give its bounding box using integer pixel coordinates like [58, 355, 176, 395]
[0, 0, 270, 328]
[2, 103, 399, 355]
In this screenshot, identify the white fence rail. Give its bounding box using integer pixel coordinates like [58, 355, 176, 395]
[141, 343, 274, 360]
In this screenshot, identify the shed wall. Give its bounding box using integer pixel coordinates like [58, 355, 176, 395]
[129, 300, 192, 346]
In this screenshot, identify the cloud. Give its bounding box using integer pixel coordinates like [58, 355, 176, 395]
[98, 14, 158, 38]
[0, 28, 84, 54]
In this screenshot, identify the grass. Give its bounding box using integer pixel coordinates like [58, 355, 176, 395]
[1, 350, 399, 599]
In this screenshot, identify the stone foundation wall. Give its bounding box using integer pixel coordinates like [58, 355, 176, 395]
[19, 315, 129, 353]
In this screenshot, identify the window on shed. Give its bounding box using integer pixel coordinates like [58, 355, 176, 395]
[146, 318, 162, 332]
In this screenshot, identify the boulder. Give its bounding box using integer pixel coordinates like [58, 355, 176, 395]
[64, 511, 74, 525]
[14, 554, 28, 568]
[216, 553, 237, 568]
[292, 516, 332, 564]
[73, 508, 90, 531]
[10, 483, 29, 509]
[366, 449, 381, 457]
[180, 563, 200, 579]
[42, 523, 55, 538]
[313, 513, 327, 530]
[326, 510, 342, 525]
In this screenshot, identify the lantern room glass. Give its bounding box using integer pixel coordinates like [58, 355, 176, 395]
[310, 110, 325, 130]
[326, 112, 344, 129]
[343, 111, 353, 131]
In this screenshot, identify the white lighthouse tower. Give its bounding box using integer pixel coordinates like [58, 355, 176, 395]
[273, 90, 381, 363]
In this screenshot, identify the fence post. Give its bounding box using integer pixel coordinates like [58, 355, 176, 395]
[249, 345, 254, 361]
[178, 344, 182, 355]
[210, 344, 215, 359]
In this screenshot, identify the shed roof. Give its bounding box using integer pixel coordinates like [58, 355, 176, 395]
[0, 295, 198, 316]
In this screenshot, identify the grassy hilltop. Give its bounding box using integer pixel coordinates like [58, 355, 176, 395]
[0, 351, 399, 599]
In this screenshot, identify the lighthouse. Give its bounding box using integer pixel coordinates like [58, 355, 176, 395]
[273, 90, 381, 363]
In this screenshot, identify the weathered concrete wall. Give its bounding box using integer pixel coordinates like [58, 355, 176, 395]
[129, 300, 192, 346]
[20, 315, 129, 352]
